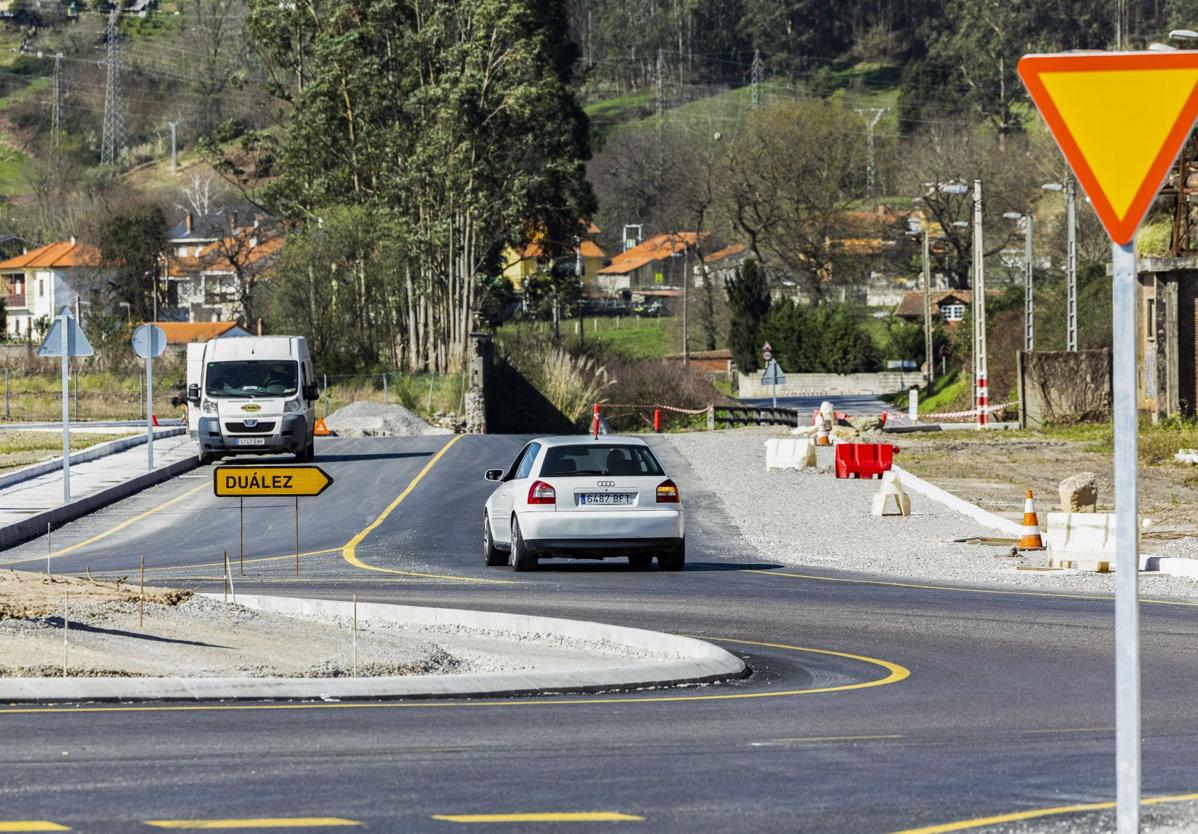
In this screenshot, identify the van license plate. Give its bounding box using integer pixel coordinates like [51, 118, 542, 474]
[578, 493, 634, 506]
[235, 438, 266, 446]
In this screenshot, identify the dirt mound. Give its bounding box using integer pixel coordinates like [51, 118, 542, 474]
[0, 570, 191, 620]
[326, 400, 452, 438]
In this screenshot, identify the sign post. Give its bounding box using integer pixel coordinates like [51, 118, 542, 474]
[760, 342, 784, 407]
[132, 324, 167, 471]
[214, 465, 334, 578]
[37, 306, 93, 503]
[1019, 50, 1198, 834]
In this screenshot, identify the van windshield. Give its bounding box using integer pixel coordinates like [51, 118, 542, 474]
[205, 361, 299, 399]
[539, 444, 664, 477]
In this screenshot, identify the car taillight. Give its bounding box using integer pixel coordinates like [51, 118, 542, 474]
[528, 480, 557, 505]
[656, 479, 679, 503]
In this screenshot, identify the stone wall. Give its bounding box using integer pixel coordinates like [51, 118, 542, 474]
[737, 371, 915, 398]
[466, 332, 492, 434]
[1018, 349, 1112, 429]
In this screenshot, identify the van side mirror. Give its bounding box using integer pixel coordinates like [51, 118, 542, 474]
[304, 384, 319, 402]
[187, 383, 200, 405]
[484, 469, 503, 481]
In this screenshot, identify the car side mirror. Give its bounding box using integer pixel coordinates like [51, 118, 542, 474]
[304, 384, 319, 402]
[484, 469, 503, 481]
[187, 383, 200, 405]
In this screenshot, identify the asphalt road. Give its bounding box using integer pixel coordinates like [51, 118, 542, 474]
[2, 434, 1198, 833]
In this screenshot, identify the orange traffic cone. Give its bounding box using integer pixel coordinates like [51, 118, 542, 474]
[1019, 489, 1045, 550]
[314, 417, 333, 437]
[815, 413, 831, 446]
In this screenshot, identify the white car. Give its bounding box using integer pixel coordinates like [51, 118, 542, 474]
[483, 435, 685, 571]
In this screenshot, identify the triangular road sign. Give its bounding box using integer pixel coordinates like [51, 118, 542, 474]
[37, 309, 94, 357]
[1018, 52, 1198, 245]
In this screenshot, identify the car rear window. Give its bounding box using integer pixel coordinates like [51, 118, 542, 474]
[539, 445, 665, 477]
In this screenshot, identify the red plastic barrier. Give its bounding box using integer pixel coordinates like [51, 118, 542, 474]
[811, 408, 850, 425]
[834, 443, 895, 479]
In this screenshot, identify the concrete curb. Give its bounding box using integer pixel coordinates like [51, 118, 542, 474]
[891, 464, 1024, 537]
[0, 452, 199, 551]
[0, 428, 185, 492]
[0, 594, 748, 703]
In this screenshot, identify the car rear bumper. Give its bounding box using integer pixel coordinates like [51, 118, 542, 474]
[518, 508, 683, 554]
[525, 537, 683, 557]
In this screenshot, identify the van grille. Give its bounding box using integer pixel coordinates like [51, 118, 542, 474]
[224, 421, 276, 434]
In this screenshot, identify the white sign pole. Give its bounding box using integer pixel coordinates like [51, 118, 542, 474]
[146, 351, 154, 471]
[1112, 240, 1140, 834]
[60, 310, 70, 503]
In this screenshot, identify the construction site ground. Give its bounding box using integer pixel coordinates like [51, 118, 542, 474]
[893, 426, 1198, 539]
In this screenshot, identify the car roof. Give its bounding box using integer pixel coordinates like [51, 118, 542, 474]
[530, 435, 651, 448]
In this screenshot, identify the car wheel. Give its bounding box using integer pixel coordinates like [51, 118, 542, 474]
[484, 515, 506, 567]
[658, 540, 685, 571]
[198, 450, 214, 465]
[628, 554, 653, 570]
[509, 517, 537, 572]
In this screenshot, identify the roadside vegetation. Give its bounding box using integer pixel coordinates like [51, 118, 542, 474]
[0, 430, 138, 472]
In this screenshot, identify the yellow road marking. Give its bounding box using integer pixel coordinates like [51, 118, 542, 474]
[0, 824, 69, 832]
[144, 820, 359, 830]
[887, 791, 1198, 833]
[432, 812, 642, 823]
[749, 569, 1198, 608]
[340, 435, 510, 585]
[0, 636, 908, 715]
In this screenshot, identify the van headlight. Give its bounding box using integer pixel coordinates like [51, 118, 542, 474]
[284, 399, 301, 413]
[201, 400, 218, 415]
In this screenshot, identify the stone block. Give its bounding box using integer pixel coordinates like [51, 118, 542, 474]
[1058, 472, 1098, 513]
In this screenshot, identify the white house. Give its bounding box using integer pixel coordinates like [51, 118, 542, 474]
[0, 239, 108, 339]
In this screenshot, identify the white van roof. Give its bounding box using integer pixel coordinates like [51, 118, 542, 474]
[204, 336, 307, 362]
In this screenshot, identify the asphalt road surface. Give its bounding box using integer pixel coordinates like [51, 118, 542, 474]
[2, 434, 1197, 833]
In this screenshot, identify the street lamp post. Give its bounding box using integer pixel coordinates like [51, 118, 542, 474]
[918, 183, 971, 385]
[1004, 210, 1035, 352]
[971, 179, 988, 430]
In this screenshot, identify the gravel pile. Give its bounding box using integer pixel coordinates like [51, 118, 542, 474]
[666, 428, 1198, 597]
[326, 400, 452, 437]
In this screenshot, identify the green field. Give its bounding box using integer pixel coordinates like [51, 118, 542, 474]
[497, 315, 675, 360]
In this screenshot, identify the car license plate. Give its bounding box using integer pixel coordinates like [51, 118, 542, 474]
[235, 437, 266, 446]
[578, 493, 634, 506]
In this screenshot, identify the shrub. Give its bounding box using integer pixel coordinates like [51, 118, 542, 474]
[540, 348, 615, 423]
[762, 300, 878, 373]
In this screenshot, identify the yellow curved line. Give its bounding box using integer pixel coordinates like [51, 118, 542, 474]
[0, 636, 909, 715]
[339, 435, 510, 585]
[886, 791, 1198, 834]
[749, 570, 1198, 608]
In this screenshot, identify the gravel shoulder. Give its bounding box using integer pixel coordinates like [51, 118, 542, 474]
[666, 427, 1198, 599]
[0, 571, 674, 678]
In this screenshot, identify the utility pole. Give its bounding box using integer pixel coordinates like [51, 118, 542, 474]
[168, 121, 178, 173]
[921, 215, 934, 384]
[656, 48, 665, 139]
[855, 108, 887, 198]
[972, 179, 988, 430]
[101, 10, 125, 166]
[51, 53, 63, 146]
[1067, 176, 1078, 351]
[751, 49, 763, 110]
[1024, 211, 1034, 352]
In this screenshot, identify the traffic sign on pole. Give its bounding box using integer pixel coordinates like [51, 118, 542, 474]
[1017, 51, 1198, 245]
[132, 324, 166, 472]
[1017, 50, 1198, 834]
[214, 466, 334, 497]
[37, 307, 92, 504]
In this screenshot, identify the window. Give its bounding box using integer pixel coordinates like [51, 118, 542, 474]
[539, 444, 665, 478]
[1147, 298, 1157, 342]
[515, 443, 540, 480]
[940, 303, 965, 322]
[37, 279, 44, 298]
[205, 361, 299, 399]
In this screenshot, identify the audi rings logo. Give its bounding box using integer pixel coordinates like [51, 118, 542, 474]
[596, 480, 616, 487]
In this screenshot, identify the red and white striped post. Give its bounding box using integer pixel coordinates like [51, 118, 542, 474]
[653, 409, 662, 433]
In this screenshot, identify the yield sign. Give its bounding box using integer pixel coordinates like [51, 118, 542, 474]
[1018, 52, 1198, 245]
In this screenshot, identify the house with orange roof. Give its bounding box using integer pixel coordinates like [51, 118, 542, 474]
[0, 238, 109, 339]
[165, 208, 283, 324]
[150, 320, 251, 352]
[597, 232, 706, 296]
[500, 224, 607, 293]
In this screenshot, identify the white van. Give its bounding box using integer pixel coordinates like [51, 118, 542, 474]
[186, 336, 319, 464]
